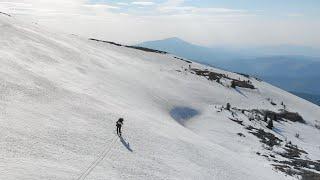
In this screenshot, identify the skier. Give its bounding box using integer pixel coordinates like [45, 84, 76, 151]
[116, 118, 124, 136]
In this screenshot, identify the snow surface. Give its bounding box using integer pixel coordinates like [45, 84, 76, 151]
[0, 14, 319, 180]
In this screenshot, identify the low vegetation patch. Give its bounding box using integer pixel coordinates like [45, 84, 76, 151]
[258, 110, 305, 124]
[173, 56, 192, 63]
[246, 126, 282, 147]
[273, 159, 320, 180]
[220, 105, 318, 179]
[89, 38, 122, 46]
[278, 143, 307, 159]
[237, 133, 246, 137]
[234, 72, 263, 82]
[89, 38, 168, 54]
[231, 80, 255, 89]
[0, 12, 11, 17]
[229, 118, 244, 126]
[278, 110, 305, 123]
[125, 46, 168, 54]
[235, 72, 250, 78]
[192, 69, 227, 81]
[191, 68, 256, 89]
[315, 122, 320, 130]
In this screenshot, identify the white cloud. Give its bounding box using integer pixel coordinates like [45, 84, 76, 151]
[132, 1, 155, 6]
[157, 6, 248, 16]
[162, 0, 185, 7]
[117, 2, 129, 6]
[82, 4, 119, 10]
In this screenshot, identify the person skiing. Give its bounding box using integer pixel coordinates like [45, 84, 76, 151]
[116, 118, 124, 136]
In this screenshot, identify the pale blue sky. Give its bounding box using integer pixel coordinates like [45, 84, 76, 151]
[0, 0, 319, 47]
[89, 0, 320, 17]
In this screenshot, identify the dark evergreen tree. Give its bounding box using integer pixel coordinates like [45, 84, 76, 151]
[231, 80, 236, 88]
[264, 113, 268, 122]
[267, 119, 273, 129]
[226, 103, 231, 111]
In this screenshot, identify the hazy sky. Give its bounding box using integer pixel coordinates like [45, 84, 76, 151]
[0, 0, 319, 47]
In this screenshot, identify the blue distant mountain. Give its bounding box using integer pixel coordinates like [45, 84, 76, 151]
[291, 92, 320, 106]
[138, 37, 240, 61]
[137, 38, 320, 101]
[213, 56, 320, 95]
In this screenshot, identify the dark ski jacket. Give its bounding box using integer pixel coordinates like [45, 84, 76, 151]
[116, 120, 123, 127]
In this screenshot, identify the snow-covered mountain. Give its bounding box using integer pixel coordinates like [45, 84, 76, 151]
[0, 13, 319, 180]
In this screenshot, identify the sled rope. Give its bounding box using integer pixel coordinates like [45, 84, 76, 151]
[76, 134, 117, 180]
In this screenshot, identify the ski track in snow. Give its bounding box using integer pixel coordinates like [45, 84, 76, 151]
[0, 14, 319, 180]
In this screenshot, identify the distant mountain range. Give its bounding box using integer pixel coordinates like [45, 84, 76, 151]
[137, 37, 320, 60]
[291, 92, 320, 106]
[137, 37, 320, 106]
[138, 37, 239, 61]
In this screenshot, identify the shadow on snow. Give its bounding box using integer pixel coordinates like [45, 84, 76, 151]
[120, 136, 133, 152]
[170, 107, 199, 125]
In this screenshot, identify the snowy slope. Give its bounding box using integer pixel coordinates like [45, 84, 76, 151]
[0, 14, 319, 180]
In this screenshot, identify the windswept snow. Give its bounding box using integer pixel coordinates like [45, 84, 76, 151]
[0, 14, 319, 180]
